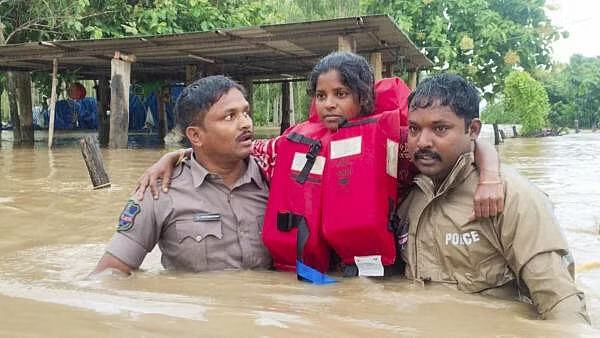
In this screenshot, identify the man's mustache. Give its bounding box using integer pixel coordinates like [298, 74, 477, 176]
[413, 149, 441, 161]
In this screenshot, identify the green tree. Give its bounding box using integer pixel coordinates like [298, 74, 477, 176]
[480, 99, 517, 124]
[362, 0, 564, 101]
[503, 71, 549, 135]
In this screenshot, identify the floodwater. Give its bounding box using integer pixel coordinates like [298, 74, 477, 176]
[0, 129, 599, 337]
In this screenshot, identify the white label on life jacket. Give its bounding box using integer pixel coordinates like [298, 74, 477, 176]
[291, 152, 326, 175]
[330, 136, 362, 159]
[386, 139, 399, 178]
[354, 255, 384, 277]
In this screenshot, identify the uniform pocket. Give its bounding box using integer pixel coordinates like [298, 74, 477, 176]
[256, 215, 265, 234]
[176, 220, 223, 243]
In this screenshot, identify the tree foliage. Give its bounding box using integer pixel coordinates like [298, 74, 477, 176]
[537, 55, 600, 129]
[503, 71, 549, 135]
[480, 99, 517, 124]
[362, 0, 564, 101]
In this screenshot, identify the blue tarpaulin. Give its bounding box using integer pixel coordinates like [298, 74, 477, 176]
[142, 87, 183, 131]
[43, 98, 98, 129]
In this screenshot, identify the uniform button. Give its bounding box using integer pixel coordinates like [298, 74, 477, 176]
[196, 235, 203, 241]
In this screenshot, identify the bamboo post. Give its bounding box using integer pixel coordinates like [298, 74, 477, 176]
[48, 59, 58, 148]
[512, 125, 519, 137]
[575, 119, 580, 133]
[499, 129, 506, 141]
[289, 82, 295, 127]
[80, 136, 111, 189]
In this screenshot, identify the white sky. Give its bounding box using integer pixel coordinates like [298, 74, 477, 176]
[546, 0, 600, 63]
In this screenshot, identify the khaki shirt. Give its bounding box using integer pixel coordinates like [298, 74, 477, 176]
[398, 153, 589, 323]
[106, 155, 272, 272]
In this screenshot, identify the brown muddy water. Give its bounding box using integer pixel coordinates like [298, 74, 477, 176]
[0, 129, 599, 337]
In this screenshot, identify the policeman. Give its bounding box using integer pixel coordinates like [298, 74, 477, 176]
[398, 73, 590, 324]
[91, 76, 271, 275]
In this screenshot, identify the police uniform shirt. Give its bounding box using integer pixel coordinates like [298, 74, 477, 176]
[106, 155, 272, 272]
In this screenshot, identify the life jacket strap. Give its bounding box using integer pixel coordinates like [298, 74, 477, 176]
[339, 117, 378, 128]
[286, 132, 322, 184]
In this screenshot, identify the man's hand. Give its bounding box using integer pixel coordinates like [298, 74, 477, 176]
[132, 150, 184, 200]
[470, 170, 504, 221]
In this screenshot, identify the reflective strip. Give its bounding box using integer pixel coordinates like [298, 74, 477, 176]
[291, 152, 325, 175]
[330, 136, 362, 159]
[386, 139, 399, 178]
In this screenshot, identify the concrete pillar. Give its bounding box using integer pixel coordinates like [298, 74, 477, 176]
[109, 53, 133, 148]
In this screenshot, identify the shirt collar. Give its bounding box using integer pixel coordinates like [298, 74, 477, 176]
[188, 154, 265, 190]
[414, 152, 476, 197]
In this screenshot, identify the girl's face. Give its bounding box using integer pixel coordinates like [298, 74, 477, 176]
[315, 70, 361, 131]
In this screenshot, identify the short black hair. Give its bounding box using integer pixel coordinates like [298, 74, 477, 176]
[307, 51, 375, 116]
[175, 75, 245, 131]
[408, 73, 480, 131]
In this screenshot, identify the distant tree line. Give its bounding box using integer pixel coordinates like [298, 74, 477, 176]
[3, 0, 594, 138]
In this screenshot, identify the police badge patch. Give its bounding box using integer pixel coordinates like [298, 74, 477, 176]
[117, 200, 140, 232]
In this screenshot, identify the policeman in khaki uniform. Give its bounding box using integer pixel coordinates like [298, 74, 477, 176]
[92, 76, 271, 275]
[398, 74, 590, 324]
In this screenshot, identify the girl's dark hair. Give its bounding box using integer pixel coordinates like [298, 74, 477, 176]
[307, 51, 375, 116]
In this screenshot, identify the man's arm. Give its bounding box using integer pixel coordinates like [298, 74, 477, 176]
[91, 252, 133, 276]
[499, 169, 590, 324]
[134, 148, 191, 200]
[472, 140, 504, 219]
[521, 251, 590, 324]
[133, 137, 280, 199]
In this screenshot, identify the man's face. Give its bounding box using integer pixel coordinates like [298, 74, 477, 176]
[407, 104, 480, 181]
[189, 88, 253, 162]
[315, 70, 361, 131]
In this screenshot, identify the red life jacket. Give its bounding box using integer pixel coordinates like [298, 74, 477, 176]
[321, 78, 410, 267]
[262, 78, 411, 274]
[262, 120, 333, 273]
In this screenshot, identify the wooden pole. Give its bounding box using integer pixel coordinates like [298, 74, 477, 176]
[289, 82, 295, 127]
[280, 81, 291, 135]
[492, 123, 500, 145]
[385, 63, 394, 78]
[574, 119, 580, 133]
[97, 77, 110, 146]
[48, 58, 58, 148]
[6, 72, 21, 143]
[338, 35, 356, 52]
[408, 71, 418, 90]
[157, 87, 167, 143]
[370, 52, 383, 82]
[243, 77, 254, 118]
[80, 136, 111, 189]
[109, 52, 132, 148]
[185, 64, 198, 85]
[512, 125, 519, 137]
[14, 71, 34, 145]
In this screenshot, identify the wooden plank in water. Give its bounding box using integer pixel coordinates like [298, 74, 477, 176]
[80, 136, 111, 189]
